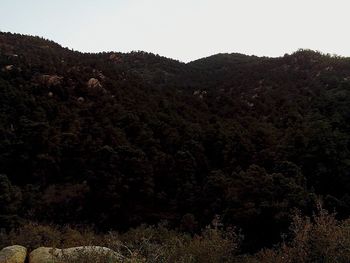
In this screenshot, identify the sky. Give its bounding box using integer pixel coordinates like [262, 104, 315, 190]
[1, 0, 350, 62]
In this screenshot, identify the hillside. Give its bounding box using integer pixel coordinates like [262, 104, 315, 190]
[2, 32, 350, 251]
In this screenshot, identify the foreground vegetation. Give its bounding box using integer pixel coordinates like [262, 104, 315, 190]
[2, 208, 350, 262]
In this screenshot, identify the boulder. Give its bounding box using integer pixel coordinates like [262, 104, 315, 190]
[0, 245, 27, 263]
[29, 247, 57, 263]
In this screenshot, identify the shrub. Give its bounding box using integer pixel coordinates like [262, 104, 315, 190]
[3, 210, 350, 262]
[245, 208, 350, 263]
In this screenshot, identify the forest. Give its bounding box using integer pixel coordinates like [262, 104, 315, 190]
[2, 32, 350, 260]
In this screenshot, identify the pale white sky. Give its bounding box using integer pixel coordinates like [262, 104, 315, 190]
[1, 0, 350, 62]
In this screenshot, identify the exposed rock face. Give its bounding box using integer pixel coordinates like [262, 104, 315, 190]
[40, 75, 63, 86]
[0, 245, 27, 263]
[87, 78, 102, 89]
[29, 246, 121, 263]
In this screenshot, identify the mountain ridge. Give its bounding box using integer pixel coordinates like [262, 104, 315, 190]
[1, 31, 314, 64]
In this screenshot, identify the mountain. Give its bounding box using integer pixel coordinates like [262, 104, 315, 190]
[2, 32, 350, 250]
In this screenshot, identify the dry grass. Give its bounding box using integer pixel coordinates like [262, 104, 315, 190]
[2, 209, 350, 262]
[0, 222, 239, 262]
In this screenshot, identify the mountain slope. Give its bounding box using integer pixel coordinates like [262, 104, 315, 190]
[2, 32, 350, 250]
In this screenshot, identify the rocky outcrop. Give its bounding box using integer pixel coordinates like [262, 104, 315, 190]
[92, 69, 106, 80]
[193, 90, 207, 100]
[3, 65, 14, 71]
[40, 75, 63, 86]
[87, 78, 102, 89]
[0, 245, 27, 263]
[29, 246, 122, 263]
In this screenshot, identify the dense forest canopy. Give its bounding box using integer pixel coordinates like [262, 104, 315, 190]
[2, 32, 350, 251]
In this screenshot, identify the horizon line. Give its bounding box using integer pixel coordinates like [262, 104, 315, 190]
[0, 31, 347, 64]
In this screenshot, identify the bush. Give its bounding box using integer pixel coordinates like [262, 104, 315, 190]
[116, 222, 239, 263]
[245, 208, 350, 263]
